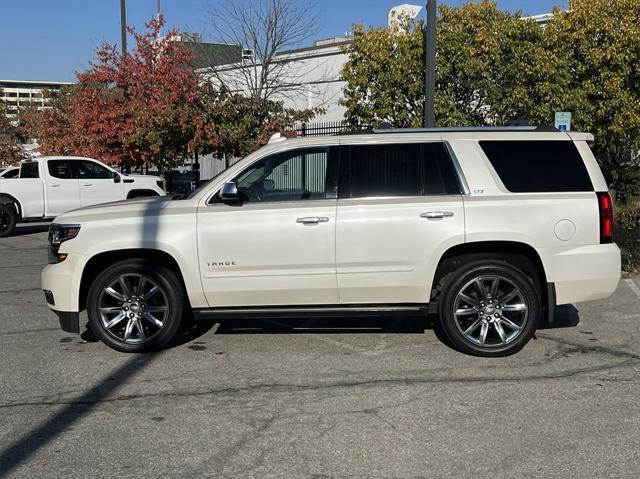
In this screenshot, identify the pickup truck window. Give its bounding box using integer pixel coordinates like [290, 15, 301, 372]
[0, 168, 19, 178]
[47, 160, 72, 179]
[71, 160, 112, 180]
[20, 162, 39, 178]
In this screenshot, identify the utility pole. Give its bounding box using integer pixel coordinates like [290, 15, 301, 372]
[120, 0, 127, 55]
[157, 0, 161, 20]
[424, 0, 437, 128]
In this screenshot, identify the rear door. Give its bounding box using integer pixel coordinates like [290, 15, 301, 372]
[335, 141, 465, 304]
[44, 159, 80, 216]
[71, 159, 121, 206]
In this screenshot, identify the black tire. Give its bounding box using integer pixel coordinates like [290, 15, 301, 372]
[0, 204, 17, 238]
[87, 259, 185, 353]
[438, 260, 540, 357]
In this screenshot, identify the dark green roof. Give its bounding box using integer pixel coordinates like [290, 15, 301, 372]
[182, 42, 243, 69]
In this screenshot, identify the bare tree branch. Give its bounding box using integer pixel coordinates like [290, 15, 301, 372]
[202, 0, 323, 102]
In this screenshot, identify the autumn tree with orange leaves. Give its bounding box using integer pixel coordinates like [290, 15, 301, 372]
[38, 16, 210, 171]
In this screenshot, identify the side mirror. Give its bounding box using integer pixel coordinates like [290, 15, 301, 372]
[220, 181, 240, 202]
[112, 171, 121, 183]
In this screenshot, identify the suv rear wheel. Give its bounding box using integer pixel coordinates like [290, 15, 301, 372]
[87, 259, 184, 353]
[438, 260, 540, 357]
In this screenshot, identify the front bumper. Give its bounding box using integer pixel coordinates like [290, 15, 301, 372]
[41, 253, 86, 333]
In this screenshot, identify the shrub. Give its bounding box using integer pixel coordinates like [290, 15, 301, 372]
[616, 202, 640, 273]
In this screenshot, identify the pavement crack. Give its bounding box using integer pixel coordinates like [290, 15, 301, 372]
[2, 358, 639, 410]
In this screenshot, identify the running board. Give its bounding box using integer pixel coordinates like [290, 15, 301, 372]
[193, 304, 429, 320]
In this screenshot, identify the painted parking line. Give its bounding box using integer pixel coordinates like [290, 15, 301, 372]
[625, 279, 640, 300]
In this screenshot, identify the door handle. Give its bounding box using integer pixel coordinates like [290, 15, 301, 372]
[421, 211, 454, 219]
[296, 216, 329, 224]
[50, 184, 60, 188]
[82, 183, 93, 187]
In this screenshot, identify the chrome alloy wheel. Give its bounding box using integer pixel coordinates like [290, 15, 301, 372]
[453, 275, 528, 348]
[98, 274, 168, 344]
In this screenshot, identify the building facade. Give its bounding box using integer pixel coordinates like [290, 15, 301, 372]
[1, 79, 73, 118]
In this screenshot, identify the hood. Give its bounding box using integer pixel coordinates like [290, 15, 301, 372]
[54, 196, 173, 224]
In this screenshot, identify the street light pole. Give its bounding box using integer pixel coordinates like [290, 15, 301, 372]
[120, 0, 127, 55]
[424, 0, 437, 128]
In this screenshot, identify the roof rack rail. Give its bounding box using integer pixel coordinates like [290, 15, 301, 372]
[371, 126, 559, 134]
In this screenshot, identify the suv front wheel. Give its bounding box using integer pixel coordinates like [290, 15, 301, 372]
[87, 259, 184, 353]
[438, 260, 540, 357]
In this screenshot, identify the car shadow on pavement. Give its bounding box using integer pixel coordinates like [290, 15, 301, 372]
[538, 304, 580, 330]
[0, 353, 158, 478]
[9, 223, 50, 237]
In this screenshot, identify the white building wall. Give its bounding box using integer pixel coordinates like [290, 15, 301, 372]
[204, 41, 349, 123]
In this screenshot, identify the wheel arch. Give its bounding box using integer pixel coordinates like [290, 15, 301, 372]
[431, 241, 548, 310]
[79, 248, 189, 312]
[0, 193, 22, 219]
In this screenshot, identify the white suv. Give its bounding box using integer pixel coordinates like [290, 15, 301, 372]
[41, 127, 621, 356]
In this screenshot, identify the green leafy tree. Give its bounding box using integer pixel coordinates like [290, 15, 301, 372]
[198, 86, 316, 162]
[528, 0, 640, 191]
[341, 2, 547, 128]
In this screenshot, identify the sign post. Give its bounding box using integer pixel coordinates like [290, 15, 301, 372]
[424, 0, 437, 128]
[554, 112, 572, 132]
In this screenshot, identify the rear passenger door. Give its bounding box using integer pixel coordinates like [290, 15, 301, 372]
[335, 141, 465, 304]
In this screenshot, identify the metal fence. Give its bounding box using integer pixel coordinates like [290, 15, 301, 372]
[285, 121, 369, 137]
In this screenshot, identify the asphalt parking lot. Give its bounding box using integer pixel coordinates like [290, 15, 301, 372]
[0, 224, 639, 479]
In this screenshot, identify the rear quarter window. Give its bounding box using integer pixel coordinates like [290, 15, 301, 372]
[479, 140, 593, 192]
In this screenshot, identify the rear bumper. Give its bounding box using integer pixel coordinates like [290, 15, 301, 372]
[537, 243, 621, 305]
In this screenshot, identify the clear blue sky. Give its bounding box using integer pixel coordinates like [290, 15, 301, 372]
[0, 0, 566, 82]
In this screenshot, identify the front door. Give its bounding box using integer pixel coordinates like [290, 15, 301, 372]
[336, 141, 465, 304]
[44, 159, 80, 216]
[70, 159, 121, 207]
[197, 147, 339, 307]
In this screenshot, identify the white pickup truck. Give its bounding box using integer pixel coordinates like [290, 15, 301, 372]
[0, 156, 165, 237]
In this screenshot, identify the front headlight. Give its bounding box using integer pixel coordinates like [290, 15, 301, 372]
[48, 224, 80, 264]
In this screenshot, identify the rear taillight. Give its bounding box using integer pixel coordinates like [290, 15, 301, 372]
[597, 192, 613, 244]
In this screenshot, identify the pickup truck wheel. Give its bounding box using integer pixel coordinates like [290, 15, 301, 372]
[438, 261, 540, 357]
[87, 259, 184, 353]
[0, 204, 17, 238]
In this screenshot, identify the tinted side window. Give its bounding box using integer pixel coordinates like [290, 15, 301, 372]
[20, 162, 39, 178]
[479, 141, 593, 192]
[47, 160, 72, 179]
[424, 143, 462, 195]
[2, 168, 19, 178]
[340, 142, 461, 198]
[232, 148, 329, 203]
[71, 160, 113, 180]
[347, 144, 422, 198]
